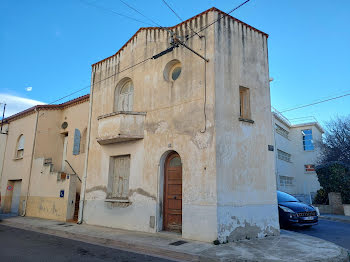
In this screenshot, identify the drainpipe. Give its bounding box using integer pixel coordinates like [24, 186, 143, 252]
[78, 71, 94, 224]
[0, 125, 9, 210]
[22, 108, 39, 216]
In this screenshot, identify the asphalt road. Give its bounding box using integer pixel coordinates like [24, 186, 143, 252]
[0, 224, 174, 262]
[290, 219, 350, 250]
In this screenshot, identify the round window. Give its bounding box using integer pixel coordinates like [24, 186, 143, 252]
[171, 66, 181, 81]
[163, 59, 182, 82]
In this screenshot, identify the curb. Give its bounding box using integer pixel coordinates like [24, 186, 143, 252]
[1, 218, 349, 262]
[320, 216, 350, 224]
[0, 219, 199, 262]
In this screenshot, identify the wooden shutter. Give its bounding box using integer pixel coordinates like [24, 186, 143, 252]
[113, 155, 130, 198]
[73, 129, 81, 155]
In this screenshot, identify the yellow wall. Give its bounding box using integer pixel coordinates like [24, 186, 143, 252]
[0, 113, 37, 214]
[0, 99, 88, 221]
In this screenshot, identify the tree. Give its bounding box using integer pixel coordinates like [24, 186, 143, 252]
[318, 116, 350, 165]
[315, 162, 350, 204]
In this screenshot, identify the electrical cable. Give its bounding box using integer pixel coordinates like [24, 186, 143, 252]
[48, 57, 152, 105]
[42, 2, 253, 106]
[79, 0, 154, 26]
[119, 0, 163, 28]
[118, 0, 176, 37]
[161, 0, 201, 38]
[186, 0, 251, 40]
[280, 92, 350, 113]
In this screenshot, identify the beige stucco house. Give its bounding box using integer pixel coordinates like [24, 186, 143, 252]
[0, 95, 89, 221]
[272, 110, 324, 203]
[79, 7, 279, 243]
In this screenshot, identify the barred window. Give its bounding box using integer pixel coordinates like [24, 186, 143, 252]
[275, 124, 289, 139]
[277, 149, 291, 162]
[280, 176, 294, 186]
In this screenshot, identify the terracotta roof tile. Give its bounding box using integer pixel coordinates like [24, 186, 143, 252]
[4, 94, 89, 123]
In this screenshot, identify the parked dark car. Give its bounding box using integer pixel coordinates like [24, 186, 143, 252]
[277, 191, 318, 228]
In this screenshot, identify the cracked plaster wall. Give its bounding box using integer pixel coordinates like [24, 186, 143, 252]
[214, 14, 280, 242]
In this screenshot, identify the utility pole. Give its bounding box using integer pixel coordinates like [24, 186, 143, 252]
[0, 103, 7, 135]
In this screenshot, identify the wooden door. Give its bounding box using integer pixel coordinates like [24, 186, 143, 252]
[11, 180, 22, 214]
[164, 153, 182, 232]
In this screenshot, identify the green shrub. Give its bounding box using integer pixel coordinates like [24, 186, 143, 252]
[315, 162, 350, 204]
[313, 188, 329, 204]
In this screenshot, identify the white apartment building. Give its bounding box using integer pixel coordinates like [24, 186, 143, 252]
[272, 110, 324, 204]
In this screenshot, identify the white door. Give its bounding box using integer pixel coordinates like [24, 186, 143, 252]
[62, 135, 68, 172]
[10, 180, 22, 214]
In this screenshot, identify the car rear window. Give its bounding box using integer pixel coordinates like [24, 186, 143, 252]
[277, 191, 299, 203]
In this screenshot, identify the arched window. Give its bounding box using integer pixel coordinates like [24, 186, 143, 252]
[115, 80, 134, 112]
[16, 135, 24, 158]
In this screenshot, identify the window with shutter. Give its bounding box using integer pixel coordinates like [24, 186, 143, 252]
[110, 155, 130, 199]
[239, 86, 251, 120]
[73, 129, 81, 155]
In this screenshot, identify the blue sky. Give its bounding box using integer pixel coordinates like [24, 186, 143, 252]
[1, 0, 349, 126]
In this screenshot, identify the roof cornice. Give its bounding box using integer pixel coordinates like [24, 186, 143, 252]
[92, 7, 268, 67]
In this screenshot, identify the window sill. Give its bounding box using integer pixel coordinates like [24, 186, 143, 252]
[239, 117, 254, 124]
[13, 157, 23, 161]
[105, 198, 130, 203]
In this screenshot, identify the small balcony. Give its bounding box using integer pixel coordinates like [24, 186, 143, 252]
[97, 111, 146, 145]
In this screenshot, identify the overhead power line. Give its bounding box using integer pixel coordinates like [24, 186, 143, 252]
[79, 0, 153, 26]
[161, 0, 201, 38]
[48, 57, 152, 105]
[119, 0, 162, 27]
[187, 0, 252, 40]
[281, 92, 350, 113]
[118, 0, 177, 37]
[45, 1, 252, 105]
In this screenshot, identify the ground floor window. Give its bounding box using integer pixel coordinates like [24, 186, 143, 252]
[108, 155, 130, 199]
[280, 176, 294, 186]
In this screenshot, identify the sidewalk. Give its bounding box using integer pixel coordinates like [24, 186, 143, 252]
[0, 215, 348, 262]
[320, 214, 350, 224]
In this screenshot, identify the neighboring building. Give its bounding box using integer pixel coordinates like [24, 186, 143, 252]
[272, 110, 324, 203]
[80, 7, 279, 243]
[0, 95, 89, 221]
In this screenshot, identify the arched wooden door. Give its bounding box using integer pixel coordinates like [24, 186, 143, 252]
[163, 152, 182, 232]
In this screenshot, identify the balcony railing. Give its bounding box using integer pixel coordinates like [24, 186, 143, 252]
[97, 111, 146, 145]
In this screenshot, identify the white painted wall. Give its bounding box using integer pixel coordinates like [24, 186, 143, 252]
[273, 113, 323, 203]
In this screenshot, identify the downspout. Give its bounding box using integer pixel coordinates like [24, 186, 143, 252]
[22, 108, 39, 216]
[0, 125, 9, 210]
[78, 70, 94, 224]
